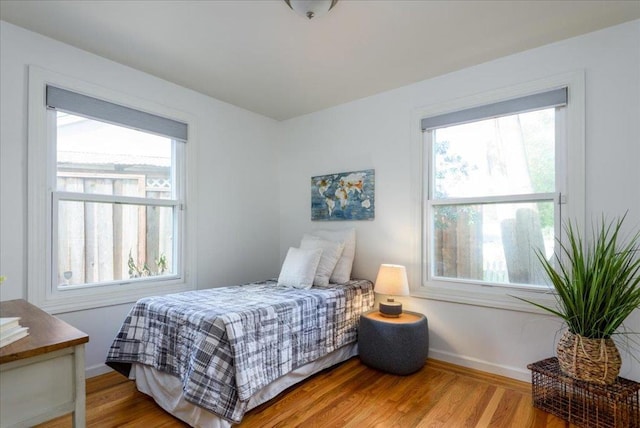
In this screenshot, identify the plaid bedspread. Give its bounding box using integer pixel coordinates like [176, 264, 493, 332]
[106, 279, 374, 423]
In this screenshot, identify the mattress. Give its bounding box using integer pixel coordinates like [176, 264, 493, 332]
[106, 279, 374, 424]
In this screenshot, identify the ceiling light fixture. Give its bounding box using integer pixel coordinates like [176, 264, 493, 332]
[285, 0, 338, 20]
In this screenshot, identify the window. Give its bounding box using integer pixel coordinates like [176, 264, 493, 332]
[28, 68, 195, 313]
[49, 86, 186, 288]
[416, 75, 584, 309]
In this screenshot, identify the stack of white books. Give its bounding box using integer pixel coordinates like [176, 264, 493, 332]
[0, 317, 29, 348]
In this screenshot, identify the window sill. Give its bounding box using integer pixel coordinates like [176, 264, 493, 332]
[411, 281, 559, 315]
[29, 279, 194, 315]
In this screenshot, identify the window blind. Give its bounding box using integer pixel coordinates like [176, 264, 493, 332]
[46, 85, 188, 142]
[421, 87, 567, 131]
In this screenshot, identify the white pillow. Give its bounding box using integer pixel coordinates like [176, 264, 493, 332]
[277, 247, 323, 290]
[300, 235, 345, 287]
[312, 228, 356, 283]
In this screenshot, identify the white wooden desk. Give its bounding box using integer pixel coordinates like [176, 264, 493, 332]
[0, 299, 89, 427]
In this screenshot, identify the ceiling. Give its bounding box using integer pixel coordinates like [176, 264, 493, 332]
[1, 1, 639, 121]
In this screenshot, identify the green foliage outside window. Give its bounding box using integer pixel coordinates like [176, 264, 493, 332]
[128, 250, 168, 278]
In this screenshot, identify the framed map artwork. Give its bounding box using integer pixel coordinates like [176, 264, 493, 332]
[311, 169, 375, 221]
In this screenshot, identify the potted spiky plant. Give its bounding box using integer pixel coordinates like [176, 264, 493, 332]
[520, 214, 640, 384]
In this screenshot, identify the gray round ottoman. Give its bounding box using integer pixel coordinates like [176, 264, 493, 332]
[358, 310, 429, 375]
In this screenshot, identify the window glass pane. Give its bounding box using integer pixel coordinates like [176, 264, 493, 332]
[56, 112, 174, 200]
[57, 200, 174, 287]
[432, 202, 554, 285]
[433, 108, 555, 199]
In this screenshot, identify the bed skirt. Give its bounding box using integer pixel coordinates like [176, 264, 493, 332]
[130, 343, 359, 427]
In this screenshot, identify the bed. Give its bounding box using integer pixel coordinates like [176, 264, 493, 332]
[106, 278, 374, 427]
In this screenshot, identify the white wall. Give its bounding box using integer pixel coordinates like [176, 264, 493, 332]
[0, 21, 282, 376]
[279, 20, 640, 381]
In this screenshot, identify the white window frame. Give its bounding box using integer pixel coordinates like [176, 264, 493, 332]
[410, 72, 585, 312]
[28, 66, 197, 314]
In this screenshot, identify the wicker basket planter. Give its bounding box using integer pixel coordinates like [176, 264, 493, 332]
[557, 331, 622, 385]
[517, 216, 640, 387]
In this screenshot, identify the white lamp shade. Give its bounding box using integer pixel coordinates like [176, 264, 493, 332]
[286, 0, 337, 20]
[374, 264, 409, 296]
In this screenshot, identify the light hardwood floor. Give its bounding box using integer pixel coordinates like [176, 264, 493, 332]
[37, 358, 574, 427]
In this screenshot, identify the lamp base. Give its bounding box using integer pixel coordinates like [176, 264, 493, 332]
[379, 299, 402, 318]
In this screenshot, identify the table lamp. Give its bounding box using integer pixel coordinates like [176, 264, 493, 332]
[374, 264, 410, 317]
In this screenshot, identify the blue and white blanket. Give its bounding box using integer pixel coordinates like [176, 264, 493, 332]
[106, 279, 374, 423]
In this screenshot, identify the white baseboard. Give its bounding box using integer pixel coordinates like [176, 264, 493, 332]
[86, 352, 531, 383]
[428, 348, 531, 383]
[86, 363, 114, 379]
